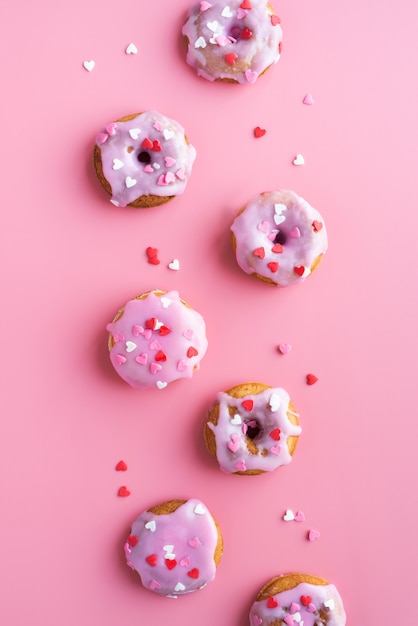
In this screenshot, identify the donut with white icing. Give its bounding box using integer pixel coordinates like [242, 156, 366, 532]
[204, 382, 301, 475]
[182, 0, 283, 84]
[249, 573, 347, 625]
[106, 290, 208, 390]
[93, 110, 196, 208]
[231, 190, 328, 286]
[124, 499, 223, 597]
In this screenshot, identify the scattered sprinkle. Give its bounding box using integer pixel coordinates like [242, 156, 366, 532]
[254, 126, 266, 138]
[118, 486, 131, 497]
[294, 510, 305, 522]
[125, 43, 138, 55]
[127, 535, 139, 547]
[83, 60, 95, 72]
[115, 460, 128, 471]
[293, 154, 305, 166]
[146, 246, 160, 265]
[303, 93, 315, 105]
[278, 343, 292, 355]
[308, 529, 320, 541]
[306, 373, 318, 385]
[283, 509, 295, 521]
[168, 259, 180, 271]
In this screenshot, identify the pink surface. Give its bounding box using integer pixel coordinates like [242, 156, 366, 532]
[1, 0, 417, 623]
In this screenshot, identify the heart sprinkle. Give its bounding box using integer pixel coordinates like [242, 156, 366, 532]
[125, 42, 138, 55]
[235, 459, 247, 471]
[128, 128, 141, 139]
[187, 568, 199, 579]
[271, 14, 281, 26]
[312, 220, 323, 232]
[146, 246, 160, 265]
[241, 399, 254, 412]
[269, 428, 281, 441]
[269, 393, 281, 412]
[165, 559, 177, 570]
[278, 343, 291, 355]
[303, 93, 315, 105]
[168, 259, 180, 271]
[118, 486, 130, 497]
[300, 595, 312, 607]
[306, 373, 318, 385]
[245, 69, 257, 83]
[293, 154, 305, 166]
[188, 537, 201, 548]
[254, 126, 266, 138]
[283, 509, 295, 521]
[324, 599, 335, 610]
[225, 53, 238, 65]
[127, 535, 138, 547]
[146, 554, 157, 566]
[187, 346, 199, 358]
[115, 460, 127, 471]
[253, 247, 265, 259]
[294, 265, 305, 277]
[156, 381, 167, 389]
[194, 503, 206, 515]
[83, 60, 95, 72]
[294, 510, 305, 522]
[267, 261, 279, 273]
[308, 529, 320, 541]
[145, 521, 156, 532]
[267, 597, 279, 608]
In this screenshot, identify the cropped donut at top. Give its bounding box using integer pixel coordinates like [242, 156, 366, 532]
[182, 0, 283, 84]
[231, 190, 328, 286]
[93, 110, 196, 208]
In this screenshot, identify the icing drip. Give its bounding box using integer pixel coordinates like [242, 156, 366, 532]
[249, 582, 346, 626]
[95, 111, 196, 207]
[125, 499, 220, 597]
[208, 388, 301, 473]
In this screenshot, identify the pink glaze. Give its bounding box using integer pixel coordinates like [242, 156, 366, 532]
[106, 291, 208, 389]
[208, 387, 301, 473]
[124, 499, 221, 597]
[95, 110, 196, 207]
[182, 0, 282, 84]
[231, 190, 328, 286]
[249, 581, 346, 625]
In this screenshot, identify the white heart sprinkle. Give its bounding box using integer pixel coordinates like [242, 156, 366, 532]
[83, 60, 95, 72]
[269, 393, 281, 412]
[194, 503, 206, 515]
[293, 612, 302, 623]
[163, 129, 175, 140]
[324, 599, 335, 610]
[129, 128, 141, 139]
[125, 176, 137, 188]
[283, 509, 295, 521]
[154, 319, 164, 330]
[168, 259, 180, 271]
[163, 544, 174, 553]
[112, 158, 124, 170]
[221, 6, 233, 17]
[195, 36, 207, 49]
[145, 521, 156, 532]
[231, 414, 242, 425]
[125, 42, 138, 55]
[174, 583, 185, 592]
[207, 20, 220, 32]
[156, 381, 167, 389]
[110, 199, 119, 206]
[160, 297, 172, 308]
[125, 341, 137, 353]
[293, 153, 305, 166]
[274, 214, 286, 225]
[274, 203, 286, 213]
[165, 553, 176, 560]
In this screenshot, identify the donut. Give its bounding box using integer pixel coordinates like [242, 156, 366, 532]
[93, 110, 196, 208]
[124, 499, 223, 597]
[249, 572, 347, 625]
[182, 0, 283, 84]
[204, 382, 301, 475]
[106, 290, 208, 390]
[230, 190, 328, 286]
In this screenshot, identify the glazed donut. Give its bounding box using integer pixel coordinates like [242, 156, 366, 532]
[106, 290, 208, 390]
[249, 572, 347, 625]
[204, 382, 301, 475]
[230, 190, 328, 286]
[93, 110, 196, 208]
[182, 0, 283, 84]
[124, 499, 223, 597]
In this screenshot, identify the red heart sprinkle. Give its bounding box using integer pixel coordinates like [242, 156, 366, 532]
[241, 27, 253, 39]
[165, 559, 177, 570]
[271, 14, 281, 26]
[145, 318, 157, 330]
[269, 428, 281, 441]
[187, 568, 199, 579]
[267, 597, 279, 609]
[148, 257, 160, 265]
[301, 595, 312, 606]
[127, 535, 138, 547]
[155, 350, 167, 362]
[294, 266, 305, 276]
[146, 247, 160, 265]
[187, 346, 198, 358]
[312, 220, 323, 232]
[240, 0, 252, 8]
[118, 486, 130, 497]
[272, 243, 283, 253]
[267, 262, 279, 273]
[306, 373, 318, 385]
[159, 326, 171, 336]
[141, 137, 153, 150]
[151, 140, 162, 152]
[253, 247, 265, 258]
[115, 460, 128, 471]
[241, 399, 254, 412]
[146, 554, 157, 566]
[225, 53, 238, 65]
[254, 126, 266, 138]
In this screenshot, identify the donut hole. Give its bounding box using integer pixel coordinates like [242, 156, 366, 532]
[229, 25, 241, 40]
[137, 150, 151, 164]
[245, 419, 262, 440]
[274, 230, 287, 246]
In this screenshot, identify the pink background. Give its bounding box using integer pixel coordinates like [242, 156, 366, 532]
[1, 0, 417, 623]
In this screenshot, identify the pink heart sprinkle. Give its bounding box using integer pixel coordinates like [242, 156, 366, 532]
[237, 7, 248, 18]
[247, 420, 256, 428]
[150, 362, 162, 374]
[215, 35, 230, 46]
[294, 510, 305, 522]
[308, 529, 320, 541]
[165, 171, 176, 184]
[157, 174, 168, 186]
[164, 156, 176, 167]
[132, 325, 144, 337]
[105, 123, 117, 136]
[188, 537, 201, 549]
[270, 444, 281, 455]
[143, 164, 153, 173]
[268, 230, 278, 241]
[143, 329, 152, 340]
[183, 329, 194, 340]
[308, 603, 317, 613]
[253, 616, 262, 626]
[230, 434, 240, 443]
[200, 0, 212, 10]
[153, 121, 163, 131]
[179, 557, 191, 568]
[241, 423, 248, 435]
[257, 221, 269, 233]
[97, 132, 108, 145]
[245, 69, 257, 83]
[289, 227, 301, 238]
[235, 460, 246, 471]
[278, 343, 292, 355]
[303, 93, 315, 105]
[175, 167, 186, 180]
[115, 355, 126, 365]
[177, 359, 187, 372]
[113, 332, 125, 343]
[149, 579, 161, 590]
[290, 602, 300, 613]
[284, 617, 294, 626]
[149, 339, 161, 351]
[227, 441, 240, 453]
[135, 353, 148, 365]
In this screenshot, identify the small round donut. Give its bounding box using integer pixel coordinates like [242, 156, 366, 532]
[106, 290, 208, 390]
[124, 498, 223, 597]
[204, 382, 301, 475]
[230, 190, 328, 286]
[93, 110, 196, 208]
[182, 0, 283, 84]
[249, 572, 347, 625]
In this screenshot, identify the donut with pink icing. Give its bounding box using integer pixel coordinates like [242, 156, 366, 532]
[182, 0, 283, 84]
[93, 110, 196, 208]
[204, 382, 301, 475]
[231, 190, 328, 286]
[249, 572, 347, 625]
[106, 290, 208, 390]
[124, 499, 223, 597]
